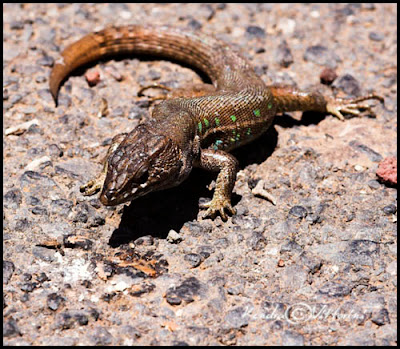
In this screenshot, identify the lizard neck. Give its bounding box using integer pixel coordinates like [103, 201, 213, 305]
[150, 99, 199, 156]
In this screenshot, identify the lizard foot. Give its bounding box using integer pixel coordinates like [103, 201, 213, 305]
[80, 172, 106, 196]
[327, 93, 384, 120]
[137, 83, 172, 103]
[200, 197, 236, 221]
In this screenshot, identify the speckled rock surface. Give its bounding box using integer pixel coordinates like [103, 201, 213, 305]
[3, 3, 397, 346]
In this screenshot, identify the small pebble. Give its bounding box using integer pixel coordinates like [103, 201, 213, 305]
[369, 32, 384, 42]
[148, 69, 161, 81]
[276, 40, 294, 68]
[367, 180, 381, 190]
[20, 282, 37, 292]
[184, 253, 202, 268]
[304, 45, 339, 69]
[166, 229, 183, 243]
[36, 272, 49, 283]
[349, 140, 383, 162]
[134, 235, 154, 246]
[289, 205, 308, 218]
[47, 293, 65, 311]
[9, 94, 22, 105]
[85, 70, 101, 87]
[246, 26, 266, 39]
[48, 144, 64, 158]
[5, 118, 39, 136]
[224, 306, 250, 329]
[332, 74, 361, 97]
[4, 189, 22, 209]
[276, 18, 296, 35]
[10, 20, 24, 30]
[35, 75, 47, 83]
[3, 319, 21, 338]
[371, 308, 390, 326]
[104, 65, 123, 81]
[320, 67, 337, 85]
[166, 295, 182, 306]
[382, 204, 396, 215]
[188, 18, 202, 31]
[36, 55, 54, 67]
[363, 3, 376, 10]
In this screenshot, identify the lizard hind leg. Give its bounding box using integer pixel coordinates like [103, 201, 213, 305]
[168, 83, 217, 98]
[269, 85, 384, 120]
[138, 82, 217, 102]
[137, 83, 172, 102]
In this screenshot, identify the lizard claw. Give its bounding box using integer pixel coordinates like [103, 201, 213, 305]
[200, 197, 236, 221]
[327, 93, 384, 121]
[80, 172, 106, 196]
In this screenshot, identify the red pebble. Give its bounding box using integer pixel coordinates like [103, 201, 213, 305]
[376, 157, 397, 186]
[85, 70, 101, 86]
[320, 67, 337, 85]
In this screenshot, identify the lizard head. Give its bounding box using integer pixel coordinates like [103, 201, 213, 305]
[99, 124, 184, 206]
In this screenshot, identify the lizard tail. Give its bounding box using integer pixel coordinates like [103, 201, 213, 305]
[49, 25, 222, 105]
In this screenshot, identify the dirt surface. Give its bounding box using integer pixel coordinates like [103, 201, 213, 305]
[3, 3, 397, 346]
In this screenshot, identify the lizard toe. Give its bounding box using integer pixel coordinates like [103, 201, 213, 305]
[80, 174, 106, 196]
[200, 198, 236, 221]
[327, 93, 384, 121]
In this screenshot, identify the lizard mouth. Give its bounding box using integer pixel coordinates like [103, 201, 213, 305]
[99, 183, 149, 206]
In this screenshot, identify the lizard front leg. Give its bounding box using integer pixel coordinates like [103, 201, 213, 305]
[80, 133, 128, 196]
[195, 148, 239, 221]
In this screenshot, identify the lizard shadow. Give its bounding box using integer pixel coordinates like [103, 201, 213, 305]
[108, 127, 279, 247]
[109, 168, 215, 247]
[275, 111, 327, 127]
[108, 111, 327, 247]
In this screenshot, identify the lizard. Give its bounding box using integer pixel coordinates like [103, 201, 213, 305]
[49, 25, 383, 221]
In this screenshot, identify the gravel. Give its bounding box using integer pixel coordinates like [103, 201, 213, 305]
[3, 3, 396, 346]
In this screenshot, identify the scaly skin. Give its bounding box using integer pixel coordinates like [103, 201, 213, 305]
[49, 25, 383, 221]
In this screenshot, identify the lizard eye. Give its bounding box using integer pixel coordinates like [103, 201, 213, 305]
[136, 170, 149, 185]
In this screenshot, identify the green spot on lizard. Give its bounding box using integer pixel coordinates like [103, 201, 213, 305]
[213, 139, 223, 150]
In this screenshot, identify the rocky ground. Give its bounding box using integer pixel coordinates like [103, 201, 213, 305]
[3, 3, 397, 346]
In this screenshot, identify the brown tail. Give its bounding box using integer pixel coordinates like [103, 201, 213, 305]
[49, 30, 108, 105]
[49, 25, 223, 105]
